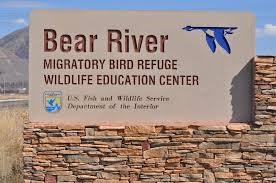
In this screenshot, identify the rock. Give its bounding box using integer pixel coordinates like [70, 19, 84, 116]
[85, 128, 95, 136]
[77, 175, 97, 180]
[214, 172, 233, 179]
[103, 164, 130, 172]
[67, 146, 97, 151]
[77, 165, 104, 170]
[87, 151, 104, 156]
[172, 137, 205, 142]
[112, 148, 142, 156]
[125, 126, 156, 135]
[267, 106, 276, 111]
[243, 152, 266, 160]
[242, 134, 275, 143]
[226, 152, 242, 159]
[198, 126, 227, 131]
[206, 138, 240, 143]
[124, 137, 148, 141]
[48, 171, 72, 176]
[60, 150, 81, 154]
[266, 154, 276, 161]
[98, 126, 125, 130]
[268, 98, 276, 103]
[94, 180, 129, 183]
[58, 124, 85, 130]
[36, 132, 47, 137]
[100, 172, 120, 179]
[255, 56, 274, 63]
[40, 136, 81, 144]
[171, 174, 179, 182]
[81, 136, 122, 140]
[64, 155, 99, 163]
[95, 130, 118, 136]
[45, 175, 56, 183]
[233, 172, 251, 180]
[255, 125, 276, 131]
[57, 175, 76, 182]
[141, 140, 151, 151]
[197, 158, 224, 168]
[253, 121, 264, 126]
[101, 157, 128, 163]
[204, 170, 215, 183]
[227, 124, 250, 131]
[255, 115, 271, 120]
[143, 147, 168, 159]
[262, 89, 276, 95]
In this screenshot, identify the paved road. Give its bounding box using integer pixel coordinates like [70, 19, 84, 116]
[0, 99, 28, 108]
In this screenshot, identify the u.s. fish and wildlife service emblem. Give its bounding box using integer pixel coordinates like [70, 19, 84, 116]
[44, 91, 62, 113]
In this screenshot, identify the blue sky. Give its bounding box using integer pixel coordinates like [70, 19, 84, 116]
[0, 0, 276, 55]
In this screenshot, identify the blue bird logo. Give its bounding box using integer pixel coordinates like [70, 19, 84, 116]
[44, 91, 62, 113]
[47, 98, 56, 106]
[183, 26, 237, 54]
[45, 97, 61, 112]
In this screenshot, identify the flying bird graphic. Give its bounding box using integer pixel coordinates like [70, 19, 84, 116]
[183, 26, 237, 54]
[47, 98, 56, 106]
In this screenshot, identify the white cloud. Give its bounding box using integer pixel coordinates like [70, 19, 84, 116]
[257, 24, 276, 37]
[14, 18, 27, 25]
[0, 1, 47, 8]
[263, 24, 276, 35]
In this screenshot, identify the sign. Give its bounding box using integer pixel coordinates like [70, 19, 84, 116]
[29, 10, 255, 124]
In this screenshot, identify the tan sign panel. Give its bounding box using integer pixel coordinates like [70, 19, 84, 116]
[29, 10, 255, 125]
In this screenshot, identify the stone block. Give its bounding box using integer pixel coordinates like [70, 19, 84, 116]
[57, 175, 76, 182]
[94, 180, 129, 183]
[125, 126, 156, 135]
[85, 128, 95, 136]
[204, 170, 215, 183]
[206, 138, 240, 143]
[81, 136, 122, 140]
[143, 147, 168, 159]
[100, 172, 120, 179]
[124, 137, 148, 141]
[227, 124, 250, 131]
[77, 175, 97, 180]
[45, 175, 56, 183]
[112, 148, 142, 156]
[214, 172, 233, 179]
[95, 130, 118, 136]
[267, 106, 276, 111]
[58, 124, 85, 130]
[64, 155, 99, 163]
[98, 126, 125, 130]
[101, 157, 128, 163]
[242, 134, 275, 143]
[40, 136, 81, 144]
[198, 126, 227, 131]
[77, 164, 104, 170]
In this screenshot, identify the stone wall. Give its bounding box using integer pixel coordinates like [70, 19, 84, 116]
[23, 56, 276, 183]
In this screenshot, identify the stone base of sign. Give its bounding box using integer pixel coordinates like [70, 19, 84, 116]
[23, 56, 276, 183]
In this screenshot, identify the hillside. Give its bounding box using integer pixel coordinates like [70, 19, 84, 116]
[0, 27, 28, 89]
[0, 27, 29, 60]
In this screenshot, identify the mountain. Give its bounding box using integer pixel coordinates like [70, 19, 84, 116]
[0, 27, 29, 60]
[0, 27, 28, 88]
[0, 48, 27, 82]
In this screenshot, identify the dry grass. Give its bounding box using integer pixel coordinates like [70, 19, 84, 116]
[0, 94, 28, 100]
[0, 107, 27, 183]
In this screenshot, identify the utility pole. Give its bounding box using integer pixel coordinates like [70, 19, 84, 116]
[3, 76, 5, 95]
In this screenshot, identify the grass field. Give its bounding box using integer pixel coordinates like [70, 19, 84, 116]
[0, 94, 28, 100]
[0, 107, 27, 183]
